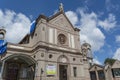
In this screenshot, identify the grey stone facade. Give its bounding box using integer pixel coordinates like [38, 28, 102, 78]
[0, 4, 91, 80]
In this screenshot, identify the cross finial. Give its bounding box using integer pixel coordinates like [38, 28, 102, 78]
[59, 3, 64, 12]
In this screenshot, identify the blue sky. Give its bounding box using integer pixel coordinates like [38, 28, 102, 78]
[0, 0, 120, 64]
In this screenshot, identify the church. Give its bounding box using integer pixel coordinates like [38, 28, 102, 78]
[0, 4, 92, 80]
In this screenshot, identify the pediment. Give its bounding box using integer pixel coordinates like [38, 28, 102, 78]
[89, 64, 104, 71]
[112, 60, 120, 68]
[48, 12, 75, 32]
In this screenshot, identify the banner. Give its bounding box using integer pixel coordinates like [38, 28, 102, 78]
[46, 64, 56, 75]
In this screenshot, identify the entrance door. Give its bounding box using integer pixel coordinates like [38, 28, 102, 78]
[6, 63, 19, 80]
[4, 58, 35, 80]
[59, 65, 68, 80]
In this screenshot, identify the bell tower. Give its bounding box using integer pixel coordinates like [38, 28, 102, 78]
[81, 42, 93, 66]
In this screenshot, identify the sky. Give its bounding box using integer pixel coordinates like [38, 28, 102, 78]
[0, 0, 120, 64]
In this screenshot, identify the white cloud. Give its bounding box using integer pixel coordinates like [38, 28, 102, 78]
[66, 8, 117, 52]
[66, 9, 105, 52]
[116, 35, 120, 43]
[98, 14, 117, 31]
[113, 48, 120, 60]
[0, 9, 31, 43]
[65, 11, 78, 25]
[79, 11, 105, 52]
[93, 57, 102, 65]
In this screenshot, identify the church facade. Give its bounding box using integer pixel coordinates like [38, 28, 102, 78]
[0, 4, 92, 80]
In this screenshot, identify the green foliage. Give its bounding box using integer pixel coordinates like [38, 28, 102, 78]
[104, 58, 116, 65]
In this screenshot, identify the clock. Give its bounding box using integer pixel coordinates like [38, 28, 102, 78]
[61, 58, 67, 63]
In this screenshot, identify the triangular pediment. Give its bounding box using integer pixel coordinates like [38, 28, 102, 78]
[48, 12, 75, 31]
[112, 60, 120, 68]
[89, 64, 104, 71]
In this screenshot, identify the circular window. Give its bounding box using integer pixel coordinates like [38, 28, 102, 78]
[49, 54, 53, 58]
[58, 34, 66, 44]
[35, 33, 37, 36]
[33, 55, 36, 58]
[73, 58, 76, 61]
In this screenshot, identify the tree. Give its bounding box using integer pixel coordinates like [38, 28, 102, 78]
[104, 58, 116, 65]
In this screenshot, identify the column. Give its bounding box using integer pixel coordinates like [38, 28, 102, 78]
[0, 61, 5, 80]
[94, 66, 99, 80]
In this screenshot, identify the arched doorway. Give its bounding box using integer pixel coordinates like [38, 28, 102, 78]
[57, 55, 69, 80]
[2, 54, 36, 80]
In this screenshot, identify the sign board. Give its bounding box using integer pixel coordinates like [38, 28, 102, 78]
[46, 64, 56, 75]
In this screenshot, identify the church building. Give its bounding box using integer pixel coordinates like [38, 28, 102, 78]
[0, 4, 92, 80]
